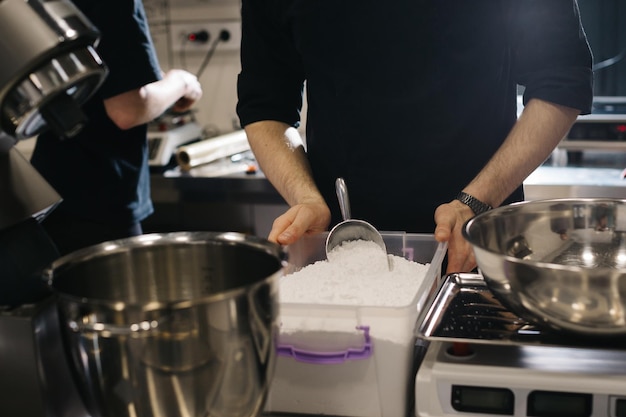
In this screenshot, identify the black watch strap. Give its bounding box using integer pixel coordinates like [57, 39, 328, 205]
[455, 191, 493, 215]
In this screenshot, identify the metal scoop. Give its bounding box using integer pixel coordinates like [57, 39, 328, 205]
[325, 178, 389, 268]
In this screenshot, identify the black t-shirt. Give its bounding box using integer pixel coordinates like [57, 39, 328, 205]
[31, 0, 161, 226]
[236, 0, 594, 233]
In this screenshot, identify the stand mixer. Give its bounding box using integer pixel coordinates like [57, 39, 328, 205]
[0, 0, 107, 415]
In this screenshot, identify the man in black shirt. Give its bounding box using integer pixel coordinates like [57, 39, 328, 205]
[31, 0, 202, 255]
[236, 0, 593, 273]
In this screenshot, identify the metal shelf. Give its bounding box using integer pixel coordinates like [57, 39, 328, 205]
[557, 140, 626, 151]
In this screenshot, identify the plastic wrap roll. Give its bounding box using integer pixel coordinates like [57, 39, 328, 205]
[176, 130, 250, 171]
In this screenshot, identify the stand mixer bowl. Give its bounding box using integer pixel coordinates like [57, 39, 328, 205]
[463, 198, 626, 336]
[44, 231, 284, 417]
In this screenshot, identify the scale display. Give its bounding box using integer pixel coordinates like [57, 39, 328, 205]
[450, 386, 596, 417]
[528, 390, 592, 417]
[452, 385, 514, 415]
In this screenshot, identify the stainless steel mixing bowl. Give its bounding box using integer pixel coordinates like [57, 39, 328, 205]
[45, 231, 284, 417]
[463, 198, 626, 336]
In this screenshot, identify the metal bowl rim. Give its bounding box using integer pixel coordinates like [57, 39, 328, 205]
[44, 231, 285, 308]
[464, 197, 626, 273]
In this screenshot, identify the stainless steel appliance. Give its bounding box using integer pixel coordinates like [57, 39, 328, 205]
[463, 198, 626, 336]
[45, 231, 282, 417]
[415, 273, 626, 417]
[0, 1, 106, 141]
[147, 112, 203, 167]
[545, 96, 626, 167]
[559, 97, 626, 152]
[0, 0, 107, 236]
[0, 0, 105, 415]
[0, 6, 283, 416]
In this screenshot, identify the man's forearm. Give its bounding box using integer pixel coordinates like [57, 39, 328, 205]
[104, 69, 201, 130]
[244, 120, 326, 207]
[463, 98, 580, 207]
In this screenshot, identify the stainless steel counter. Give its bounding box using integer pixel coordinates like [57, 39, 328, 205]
[151, 166, 284, 205]
[524, 166, 626, 200]
[151, 163, 626, 207]
[147, 150, 626, 235]
[147, 164, 287, 237]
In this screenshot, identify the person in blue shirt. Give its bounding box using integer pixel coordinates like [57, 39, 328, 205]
[236, 0, 594, 273]
[31, 0, 202, 256]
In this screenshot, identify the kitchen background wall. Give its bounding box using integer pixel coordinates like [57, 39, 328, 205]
[145, 0, 245, 138]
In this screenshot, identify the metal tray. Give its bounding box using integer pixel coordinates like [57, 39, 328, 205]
[416, 273, 626, 350]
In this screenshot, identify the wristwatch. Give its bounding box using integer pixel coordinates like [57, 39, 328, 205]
[455, 191, 493, 215]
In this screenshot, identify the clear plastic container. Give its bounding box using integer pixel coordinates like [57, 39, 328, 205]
[265, 232, 446, 417]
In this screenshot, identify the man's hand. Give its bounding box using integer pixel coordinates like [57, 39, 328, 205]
[169, 69, 203, 113]
[434, 200, 477, 274]
[268, 202, 331, 245]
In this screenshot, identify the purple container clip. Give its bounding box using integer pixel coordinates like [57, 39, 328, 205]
[276, 325, 373, 364]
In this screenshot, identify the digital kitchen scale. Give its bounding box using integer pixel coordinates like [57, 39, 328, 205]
[415, 273, 626, 417]
[415, 341, 626, 417]
[147, 109, 204, 167]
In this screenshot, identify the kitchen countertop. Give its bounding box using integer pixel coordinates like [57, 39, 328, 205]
[148, 160, 287, 236]
[524, 165, 626, 200]
[152, 155, 626, 205]
[151, 146, 626, 210]
[151, 163, 285, 205]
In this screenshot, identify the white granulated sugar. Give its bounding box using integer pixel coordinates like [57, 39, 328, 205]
[280, 240, 430, 307]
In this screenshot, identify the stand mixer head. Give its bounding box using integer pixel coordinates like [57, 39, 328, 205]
[0, 0, 107, 142]
[0, 1, 107, 416]
[0, 0, 107, 304]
